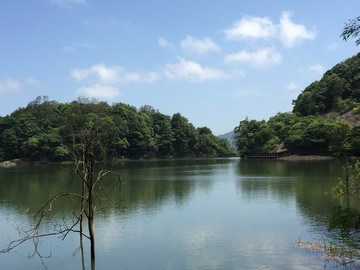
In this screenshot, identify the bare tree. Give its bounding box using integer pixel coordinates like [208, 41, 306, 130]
[1, 115, 121, 267]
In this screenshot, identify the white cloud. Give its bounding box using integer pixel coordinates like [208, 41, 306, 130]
[279, 11, 315, 47]
[70, 64, 158, 83]
[181, 35, 220, 54]
[0, 78, 22, 93]
[158, 37, 174, 49]
[164, 58, 226, 81]
[51, 0, 87, 7]
[287, 82, 300, 90]
[77, 84, 120, 99]
[91, 64, 121, 83]
[308, 64, 325, 75]
[224, 16, 277, 40]
[71, 68, 90, 81]
[144, 72, 159, 82]
[224, 11, 315, 48]
[224, 47, 282, 67]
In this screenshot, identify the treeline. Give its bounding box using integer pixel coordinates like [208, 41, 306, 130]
[0, 96, 235, 161]
[234, 53, 360, 157]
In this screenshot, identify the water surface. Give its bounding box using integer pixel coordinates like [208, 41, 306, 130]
[0, 158, 350, 269]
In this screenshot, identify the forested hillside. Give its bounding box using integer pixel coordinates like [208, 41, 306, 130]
[234, 53, 360, 157]
[0, 97, 235, 162]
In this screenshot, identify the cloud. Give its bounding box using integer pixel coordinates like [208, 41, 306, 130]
[308, 64, 325, 75]
[224, 11, 315, 48]
[51, 0, 87, 7]
[224, 16, 277, 40]
[180, 35, 220, 54]
[76, 84, 120, 99]
[143, 72, 159, 82]
[287, 82, 300, 90]
[0, 78, 22, 93]
[279, 11, 315, 47]
[158, 37, 174, 49]
[71, 64, 120, 83]
[70, 64, 158, 83]
[164, 58, 227, 81]
[224, 47, 282, 67]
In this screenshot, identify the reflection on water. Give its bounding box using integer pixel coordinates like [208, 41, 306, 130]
[0, 158, 353, 269]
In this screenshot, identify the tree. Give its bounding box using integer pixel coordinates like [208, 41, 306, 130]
[195, 127, 219, 156]
[171, 113, 198, 157]
[341, 16, 360, 46]
[1, 114, 121, 268]
[324, 160, 360, 266]
[69, 114, 120, 260]
[234, 118, 276, 157]
[152, 112, 174, 158]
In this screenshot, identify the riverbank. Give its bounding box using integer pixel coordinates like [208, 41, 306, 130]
[278, 155, 335, 161]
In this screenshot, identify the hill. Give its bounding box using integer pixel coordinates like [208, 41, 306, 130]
[218, 131, 235, 146]
[0, 98, 235, 162]
[293, 52, 360, 118]
[233, 53, 360, 157]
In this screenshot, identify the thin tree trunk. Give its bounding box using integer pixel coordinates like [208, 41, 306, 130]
[88, 190, 95, 260]
[80, 174, 85, 269]
[80, 176, 85, 235]
[80, 232, 85, 270]
[87, 161, 96, 260]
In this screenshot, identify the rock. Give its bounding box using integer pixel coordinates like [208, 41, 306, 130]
[0, 160, 17, 167]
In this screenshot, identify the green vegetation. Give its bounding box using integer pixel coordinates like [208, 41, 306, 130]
[234, 53, 360, 157]
[0, 96, 235, 162]
[341, 16, 360, 46]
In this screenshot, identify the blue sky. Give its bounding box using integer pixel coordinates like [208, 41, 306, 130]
[0, 0, 359, 135]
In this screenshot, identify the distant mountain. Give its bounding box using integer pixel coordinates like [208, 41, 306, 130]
[218, 130, 235, 146]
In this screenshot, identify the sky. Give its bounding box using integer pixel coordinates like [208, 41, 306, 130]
[0, 0, 359, 135]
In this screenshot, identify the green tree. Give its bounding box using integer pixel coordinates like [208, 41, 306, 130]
[152, 112, 174, 158]
[341, 16, 360, 46]
[234, 118, 275, 157]
[171, 113, 197, 157]
[345, 126, 360, 156]
[0, 128, 20, 160]
[195, 127, 219, 156]
[267, 112, 297, 142]
[126, 109, 155, 158]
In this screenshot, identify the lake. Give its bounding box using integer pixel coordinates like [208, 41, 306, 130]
[0, 158, 356, 269]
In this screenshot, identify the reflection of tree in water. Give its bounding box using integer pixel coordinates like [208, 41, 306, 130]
[236, 159, 343, 217]
[236, 158, 360, 267]
[0, 158, 228, 269]
[110, 159, 221, 213]
[324, 161, 360, 267]
[237, 176, 295, 203]
[0, 158, 229, 216]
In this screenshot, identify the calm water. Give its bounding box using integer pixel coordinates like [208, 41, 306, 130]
[0, 158, 354, 269]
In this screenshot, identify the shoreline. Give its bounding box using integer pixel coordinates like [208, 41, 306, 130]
[277, 155, 335, 161]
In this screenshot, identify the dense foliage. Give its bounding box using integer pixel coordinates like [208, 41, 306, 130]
[293, 53, 360, 116]
[234, 53, 360, 157]
[0, 97, 235, 161]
